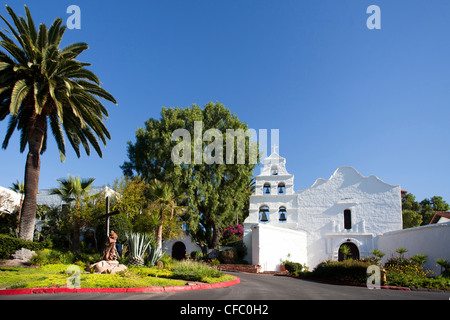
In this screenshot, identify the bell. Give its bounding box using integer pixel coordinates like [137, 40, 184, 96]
[278, 186, 284, 194]
[260, 212, 268, 222]
[279, 213, 286, 221]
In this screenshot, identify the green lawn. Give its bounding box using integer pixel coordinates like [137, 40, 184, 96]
[0, 263, 235, 290]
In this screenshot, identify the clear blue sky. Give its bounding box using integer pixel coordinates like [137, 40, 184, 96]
[1, 0, 450, 203]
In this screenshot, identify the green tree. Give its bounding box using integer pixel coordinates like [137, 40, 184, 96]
[420, 196, 449, 225]
[122, 102, 258, 250]
[148, 179, 184, 249]
[402, 209, 422, 229]
[111, 176, 150, 221]
[402, 193, 421, 212]
[0, 6, 117, 241]
[50, 175, 95, 252]
[402, 193, 422, 228]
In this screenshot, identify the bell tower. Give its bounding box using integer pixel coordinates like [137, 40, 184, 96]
[247, 146, 296, 224]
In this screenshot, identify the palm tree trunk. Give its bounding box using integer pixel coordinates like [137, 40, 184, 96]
[15, 196, 23, 235]
[72, 221, 81, 253]
[18, 113, 46, 241]
[157, 207, 164, 249]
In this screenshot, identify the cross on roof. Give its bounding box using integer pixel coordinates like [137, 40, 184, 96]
[272, 144, 279, 154]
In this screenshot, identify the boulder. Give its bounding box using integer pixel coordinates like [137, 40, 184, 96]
[11, 248, 35, 262]
[89, 260, 127, 274]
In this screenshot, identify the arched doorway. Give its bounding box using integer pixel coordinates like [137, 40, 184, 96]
[172, 241, 186, 260]
[338, 242, 360, 261]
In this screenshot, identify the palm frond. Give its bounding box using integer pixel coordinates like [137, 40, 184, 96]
[0, 5, 116, 161]
[9, 79, 29, 115]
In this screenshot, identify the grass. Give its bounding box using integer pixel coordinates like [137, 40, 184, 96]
[0, 261, 235, 290]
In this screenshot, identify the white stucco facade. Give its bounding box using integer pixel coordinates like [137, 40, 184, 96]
[0, 186, 21, 214]
[377, 222, 450, 275]
[244, 151, 404, 272]
[162, 231, 202, 259]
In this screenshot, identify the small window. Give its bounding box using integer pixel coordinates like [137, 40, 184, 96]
[259, 205, 269, 223]
[263, 183, 271, 195]
[344, 209, 352, 230]
[271, 165, 278, 175]
[278, 183, 285, 194]
[279, 206, 287, 222]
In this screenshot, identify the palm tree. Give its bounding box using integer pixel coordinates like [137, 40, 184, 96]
[339, 244, 352, 261]
[148, 179, 184, 250]
[50, 175, 95, 251]
[0, 6, 117, 240]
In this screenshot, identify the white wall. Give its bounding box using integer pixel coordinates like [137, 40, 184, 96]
[250, 224, 307, 272]
[377, 222, 450, 275]
[162, 231, 202, 257]
[297, 167, 402, 269]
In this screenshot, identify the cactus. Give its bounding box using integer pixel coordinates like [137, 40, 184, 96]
[126, 232, 153, 267]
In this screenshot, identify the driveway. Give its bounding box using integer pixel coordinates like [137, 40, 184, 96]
[1, 271, 448, 301]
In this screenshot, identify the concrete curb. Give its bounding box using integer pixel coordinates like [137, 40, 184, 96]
[276, 274, 411, 291]
[0, 276, 240, 296]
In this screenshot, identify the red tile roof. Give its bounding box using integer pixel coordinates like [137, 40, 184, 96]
[429, 211, 450, 224]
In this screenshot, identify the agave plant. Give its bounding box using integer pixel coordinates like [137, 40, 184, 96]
[147, 243, 162, 266]
[125, 232, 153, 267]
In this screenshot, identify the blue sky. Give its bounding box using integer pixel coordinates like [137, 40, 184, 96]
[1, 0, 450, 203]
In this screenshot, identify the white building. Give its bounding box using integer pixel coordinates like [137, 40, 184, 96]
[0, 186, 22, 214]
[243, 151, 403, 272]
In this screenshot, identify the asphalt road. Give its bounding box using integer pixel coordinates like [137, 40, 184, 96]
[1, 271, 448, 301]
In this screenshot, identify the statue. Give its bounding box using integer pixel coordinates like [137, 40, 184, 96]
[103, 230, 118, 261]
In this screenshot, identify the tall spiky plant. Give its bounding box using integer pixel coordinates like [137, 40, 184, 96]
[0, 5, 117, 240]
[126, 232, 153, 267]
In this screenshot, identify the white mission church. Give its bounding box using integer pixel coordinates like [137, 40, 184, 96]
[243, 150, 403, 272]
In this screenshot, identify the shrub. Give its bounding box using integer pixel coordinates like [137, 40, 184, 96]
[0, 234, 50, 259]
[283, 261, 304, 275]
[190, 250, 203, 261]
[221, 224, 243, 246]
[436, 258, 450, 277]
[231, 241, 247, 260]
[219, 248, 236, 264]
[172, 260, 222, 282]
[312, 260, 373, 286]
[210, 258, 220, 266]
[29, 249, 101, 266]
[385, 256, 418, 269]
[159, 253, 176, 270]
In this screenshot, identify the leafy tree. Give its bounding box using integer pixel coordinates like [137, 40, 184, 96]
[0, 6, 116, 241]
[109, 176, 182, 244]
[420, 196, 449, 225]
[122, 102, 258, 250]
[148, 179, 184, 249]
[50, 175, 95, 252]
[111, 176, 150, 221]
[402, 209, 422, 229]
[402, 193, 421, 212]
[401, 193, 422, 228]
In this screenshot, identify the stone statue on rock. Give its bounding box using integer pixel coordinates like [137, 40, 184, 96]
[89, 230, 127, 274]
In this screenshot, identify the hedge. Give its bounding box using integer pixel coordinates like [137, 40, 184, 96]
[312, 260, 373, 286]
[0, 234, 49, 259]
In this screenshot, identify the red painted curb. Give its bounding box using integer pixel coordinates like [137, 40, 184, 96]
[76, 287, 127, 293]
[126, 286, 164, 293]
[53, 288, 77, 294]
[0, 288, 33, 295]
[0, 276, 240, 296]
